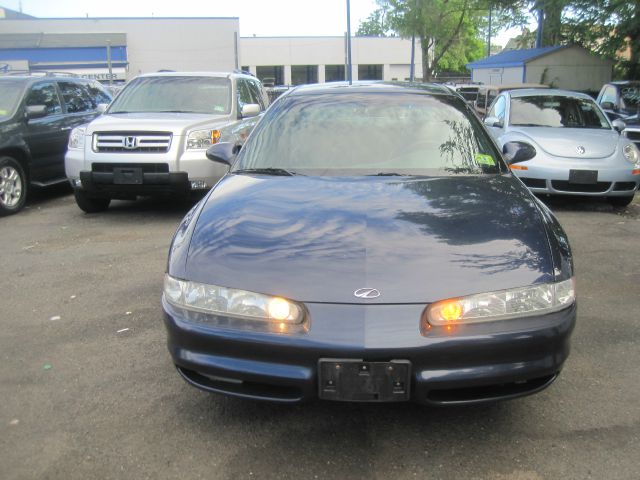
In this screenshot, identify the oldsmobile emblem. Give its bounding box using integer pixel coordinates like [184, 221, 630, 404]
[576, 145, 585, 155]
[354, 288, 381, 299]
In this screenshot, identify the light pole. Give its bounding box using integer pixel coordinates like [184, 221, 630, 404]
[346, 0, 353, 84]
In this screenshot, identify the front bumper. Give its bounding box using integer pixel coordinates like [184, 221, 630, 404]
[513, 161, 639, 197]
[163, 298, 576, 405]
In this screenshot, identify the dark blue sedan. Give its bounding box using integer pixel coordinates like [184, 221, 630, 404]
[162, 83, 576, 405]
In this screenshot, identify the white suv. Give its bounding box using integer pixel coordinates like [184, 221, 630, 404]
[65, 71, 268, 212]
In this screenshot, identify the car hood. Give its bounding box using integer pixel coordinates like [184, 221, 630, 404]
[509, 127, 618, 159]
[85, 112, 231, 135]
[184, 175, 554, 304]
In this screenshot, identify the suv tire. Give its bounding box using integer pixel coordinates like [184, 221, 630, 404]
[74, 189, 111, 213]
[0, 156, 27, 216]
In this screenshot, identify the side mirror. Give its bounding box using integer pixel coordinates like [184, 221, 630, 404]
[240, 104, 260, 119]
[484, 116, 503, 128]
[600, 101, 615, 111]
[25, 105, 48, 120]
[611, 118, 626, 133]
[503, 141, 537, 164]
[96, 103, 109, 114]
[206, 142, 238, 166]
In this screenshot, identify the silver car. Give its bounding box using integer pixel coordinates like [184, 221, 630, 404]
[484, 89, 640, 207]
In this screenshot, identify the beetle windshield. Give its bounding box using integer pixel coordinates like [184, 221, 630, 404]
[108, 76, 231, 114]
[510, 95, 610, 129]
[235, 91, 505, 176]
[0, 80, 24, 119]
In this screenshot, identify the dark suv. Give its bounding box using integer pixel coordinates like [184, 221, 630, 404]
[596, 81, 640, 124]
[0, 75, 112, 216]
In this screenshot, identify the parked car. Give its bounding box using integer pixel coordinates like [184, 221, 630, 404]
[474, 83, 548, 118]
[484, 89, 639, 207]
[65, 72, 269, 213]
[162, 82, 576, 405]
[0, 75, 112, 216]
[596, 81, 640, 124]
[444, 83, 480, 104]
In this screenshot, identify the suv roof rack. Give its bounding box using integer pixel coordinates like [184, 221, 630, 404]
[0, 70, 80, 78]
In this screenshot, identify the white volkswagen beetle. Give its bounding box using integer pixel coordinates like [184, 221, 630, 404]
[484, 88, 639, 207]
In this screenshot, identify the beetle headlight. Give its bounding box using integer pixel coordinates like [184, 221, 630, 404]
[164, 275, 304, 325]
[425, 278, 575, 327]
[68, 127, 86, 150]
[622, 143, 639, 164]
[186, 129, 221, 150]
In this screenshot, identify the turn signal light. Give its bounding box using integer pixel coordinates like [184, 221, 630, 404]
[632, 169, 640, 175]
[211, 130, 221, 144]
[434, 299, 464, 323]
[509, 165, 528, 171]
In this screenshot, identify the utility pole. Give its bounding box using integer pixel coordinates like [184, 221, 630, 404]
[410, 33, 415, 82]
[346, 0, 353, 85]
[536, 2, 544, 48]
[487, 4, 492, 57]
[106, 40, 113, 87]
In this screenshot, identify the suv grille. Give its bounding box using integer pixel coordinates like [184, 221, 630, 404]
[93, 132, 172, 153]
[91, 163, 169, 173]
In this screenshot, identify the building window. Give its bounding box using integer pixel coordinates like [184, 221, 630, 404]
[358, 64, 383, 81]
[291, 65, 318, 86]
[256, 66, 284, 87]
[325, 65, 346, 83]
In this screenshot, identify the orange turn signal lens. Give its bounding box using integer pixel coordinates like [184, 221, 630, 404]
[439, 300, 463, 322]
[509, 165, 528, 171]
[632, 169, 640, 175]
[211, 130, 221, 144]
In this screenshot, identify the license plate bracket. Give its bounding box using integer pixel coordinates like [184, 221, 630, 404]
[318, 359, 411, 402]
[113, 167, 143, 185]
[568, 169, 598, 184]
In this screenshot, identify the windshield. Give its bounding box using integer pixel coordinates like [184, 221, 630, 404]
[620, 84, 640, 109]
[108, 76, 231, 114]
[0, 80, 25, 119]
[234, 91, 504, 176]
[510, 95, 610, 129]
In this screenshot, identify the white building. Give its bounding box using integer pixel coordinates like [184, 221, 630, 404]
[0, 15, 420, 85]
[240, 36, 421, 85]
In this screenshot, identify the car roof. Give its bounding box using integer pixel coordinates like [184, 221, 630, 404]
[507, 88, 595, 100]
[478, 83, 548, 91]
[608, 81, 640, 86]
[136, 71, 254, 80]
[288, 81, 455, 97]
[0, 75, 90, 83]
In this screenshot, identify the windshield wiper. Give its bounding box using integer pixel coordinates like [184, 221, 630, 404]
[367, 172, 404, 176]
[233, 168, 302, 176]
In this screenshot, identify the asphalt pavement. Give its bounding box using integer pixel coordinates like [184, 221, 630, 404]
[1, 187, 639, 480]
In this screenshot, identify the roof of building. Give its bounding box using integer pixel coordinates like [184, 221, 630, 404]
[466, 45, 567, 69]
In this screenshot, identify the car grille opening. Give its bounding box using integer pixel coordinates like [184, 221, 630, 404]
[91, 163, 169, 173]
[520, 177, 546, 188]
[426, 374, 557, 404]
[177, 366, 303, 402]
[613, 181, 637, 192]
[551, 180, 611, 193]
[93, 131, 172, 153]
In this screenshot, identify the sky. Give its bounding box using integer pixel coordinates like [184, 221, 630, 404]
[4, 0, 521, 47]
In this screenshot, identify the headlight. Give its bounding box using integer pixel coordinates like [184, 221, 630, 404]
[622, 143, 639, 164]
[68, 127, 86, 150]
[425, 278, 575, 327]
[186, 129, 221, 150]
[164, 274, 304, 325]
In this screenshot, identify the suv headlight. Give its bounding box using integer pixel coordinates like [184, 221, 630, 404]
[164, 275, 305, 326]
[425, 278, 575, 327]
[186, 129, 221, 150]
[622, 143, 639, 164]
[68, 127, 86, 150]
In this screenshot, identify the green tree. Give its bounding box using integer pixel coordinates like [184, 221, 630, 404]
[356, 2, 394, 36]
[564, 0, 640, 79]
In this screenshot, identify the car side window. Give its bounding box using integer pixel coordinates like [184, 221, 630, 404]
[86, 81, 112, 105]
[58, 81, 95, 113]
[25, 82, 62, 116]
[600, 86, 618, 106]
[248, 80, 266, 110]
[488, 95, 506, 123]
[236, 79, 253, 110]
